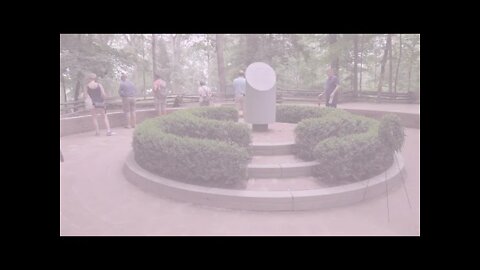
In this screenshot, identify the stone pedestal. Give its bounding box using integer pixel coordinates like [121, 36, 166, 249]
[244, 62, 277, 130]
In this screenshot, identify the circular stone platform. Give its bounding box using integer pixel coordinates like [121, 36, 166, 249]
[124, 151, 405, 211]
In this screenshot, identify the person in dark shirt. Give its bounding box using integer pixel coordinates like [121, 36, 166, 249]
[318, 68, 340, 108]
[84, 73, 114, 136]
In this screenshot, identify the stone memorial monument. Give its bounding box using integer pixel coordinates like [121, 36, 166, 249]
[244, 62, 277, 131]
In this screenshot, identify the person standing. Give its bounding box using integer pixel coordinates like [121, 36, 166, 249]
[118, 74, 137, 128]
[318, 68, 340, 108]
[233, 70, 246, 117]
[153, 73, 167, 116]
[198, 81, 212, 106]
[84, 73, 114, 136]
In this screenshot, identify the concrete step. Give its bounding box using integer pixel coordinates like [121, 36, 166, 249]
[247, 155, 318, 178]
[249, 142, 295, 155]
[246, 176, 323, 191]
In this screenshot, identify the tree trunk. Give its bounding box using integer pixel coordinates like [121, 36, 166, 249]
[74, 71, 83, 101]
[408, 60, 412, 92]
[216, 34, 226, 98]
[353, 34, 359, 97]
[394, 34, 402, 93]
[246, 34, 259, 65]
[407, 43, 415, 92]
[171, 34, 177, 93]
[73, 34, 82, 104]
[359, 34, 364, 93]
[329, 34, 339, 75]
[152, 34, 156, 77]
[206, 34, 210, 85]
[388, 35, 393, 93]
[61, 71, 67, 103]
[142, 34, 146, 99]
[377, 35, 391, 97]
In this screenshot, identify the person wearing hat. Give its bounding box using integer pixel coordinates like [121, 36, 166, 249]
[83, 73, 115, 136]
[233, 70, 246, 117]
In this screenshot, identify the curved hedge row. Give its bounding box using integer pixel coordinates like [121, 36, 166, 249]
[133, 107, 251, 188]
[276, 105, 405, 182]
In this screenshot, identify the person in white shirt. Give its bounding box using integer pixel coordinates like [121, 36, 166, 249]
[198, 81, 212, 106]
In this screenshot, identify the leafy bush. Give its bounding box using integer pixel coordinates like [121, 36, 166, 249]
[378, 114, 405, 152]
[190, 106, 239, 122]
[280, 105, 405, 183]
[276, 105, 336, 123]
[158, 111, 250, 147]
[312, 122, 394, 182]
[132, 107, 251, 188]
[294, 113, 370, 160]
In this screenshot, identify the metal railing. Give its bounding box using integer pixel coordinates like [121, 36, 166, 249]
[60, 94, 201, 117]
[61, 88, 418, 117]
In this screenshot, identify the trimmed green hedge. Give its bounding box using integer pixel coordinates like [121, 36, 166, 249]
[277, 105, 405, 183]
[312, 118, 394, 182]
[294, 112, 370, 160]
[190, 106, 239, 122]
[276, 105, 337, 123]
[158, 111, 250, 147]
[133, 107, 251, 188]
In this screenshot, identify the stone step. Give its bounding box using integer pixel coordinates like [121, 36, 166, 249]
[246, 176, 323, 191]
[249, 142, 295, 155]
[247, 155, 318, 178]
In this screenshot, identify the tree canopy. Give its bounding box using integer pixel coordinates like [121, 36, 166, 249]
[60, 34, 420, 102]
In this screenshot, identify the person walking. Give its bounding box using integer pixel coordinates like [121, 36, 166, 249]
[233, 70, 246, 117]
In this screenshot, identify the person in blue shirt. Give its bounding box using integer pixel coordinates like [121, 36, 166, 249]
[118, 74, 137, 128]
[232, 70, 246, 117]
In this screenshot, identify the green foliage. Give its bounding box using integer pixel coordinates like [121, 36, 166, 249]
[276, 105, 337, 123]
[132, 107, 251, 188]
[159, 110, 250, 147]
[295, 112, 370, 160]
[189, 106, 239, 122]
[313, 128, 394, 182]
[378, 114, 405, 152]
[61, 34, 420, 102]
[277, 105, 402, 183]
[276, 104, 353, 123]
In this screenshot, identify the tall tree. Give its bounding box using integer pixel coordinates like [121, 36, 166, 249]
[394, 34, 403, 93]
[152, 34, 157, 76]
[353, 34, 359, 96]
[377, 34, 391, 96]
[388, 35, 393, 93]
[141, 34, 146, 99]
[61, 70, 67, 103]
[329, 34, 339, 74]
[246, 34, 259, 65]
[359, 34, 364, 92]
[171, 34, 178, 93]
[73, 34, 82, 102]
[216, 34, 226, 98]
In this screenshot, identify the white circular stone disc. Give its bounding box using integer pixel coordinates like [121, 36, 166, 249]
[245, 62, 276, 91]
